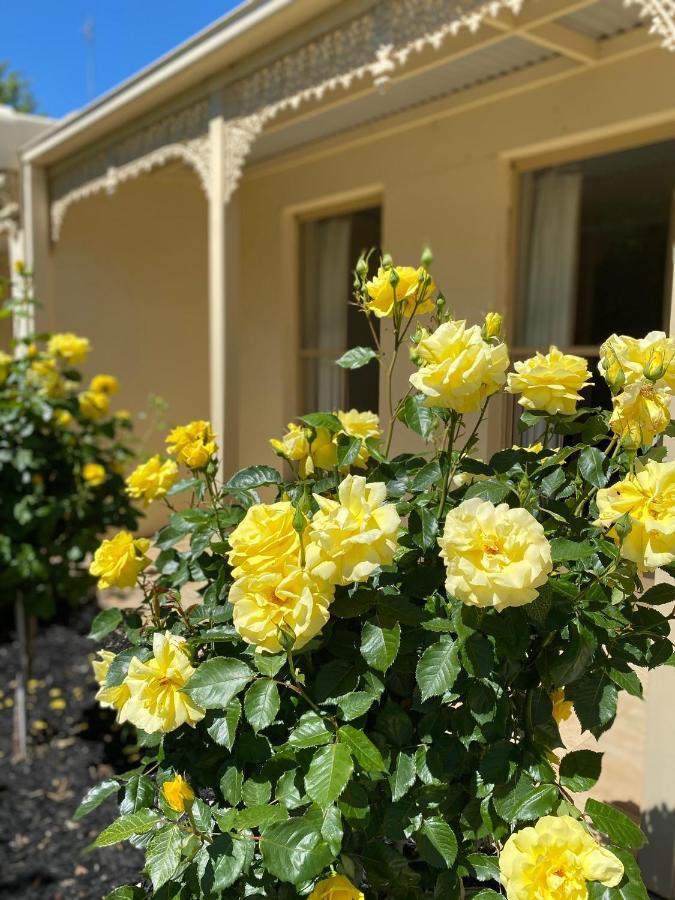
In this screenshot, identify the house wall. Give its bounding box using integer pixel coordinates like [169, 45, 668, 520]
[43, 166, 209, 533]
[237, 45, 675, 469]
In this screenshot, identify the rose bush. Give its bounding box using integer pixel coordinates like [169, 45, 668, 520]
[80, 252, 675, 899]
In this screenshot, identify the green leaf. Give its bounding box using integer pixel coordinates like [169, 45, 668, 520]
[120, 774, 154, 815]
[639, 582, 675, 605]
[104, 889, 145, 900]
[88, 607, 122, 642]
[244, 678, 280, 732]
[224, 465, 281, 491]
[335, 346, 378, 369]
[389, 752, 417, 802]
[338, 725, 387, 773]
[220, 767, 243, 806]
[305, 743, 354, 810]
[400, 394, 436, 440]
[361, 619, 401, 672]
[471, 892, 504, 900]
[411, 460, 442, 492]
[587, 846, 648, 900]
[321, 805, 343, 856]
[94, 809, 160, 847]
[73, 779, 119, 820]
[493, 778, 558, 824]
[461, 853, 501, 882]
[182, 657, 252, 709]
[300, 412, 343, 432]
[418, 817, 458, 868]
[146, 825, 182, 891]
[550, 538, 597, 563]
[578, 446, 608, 488]
[235, 804, 288, 830]
[416, 636, 460, 702]
[207, 698, 241, 750]
[166, 476, 201, 497]
[464, 480, 514, 503]
[209, 833, 253, 890]
[336, 434, 362, 468]
[560, 750, 603, 792]
[288, 711, 333, 749]
[585, 798, 646, 849]
[567, 675, 618, 737]
[260, 811, 333, 885]
[241, 778, 272, 807]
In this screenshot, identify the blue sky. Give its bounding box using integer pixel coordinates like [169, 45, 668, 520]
[4, 1, 241, 118]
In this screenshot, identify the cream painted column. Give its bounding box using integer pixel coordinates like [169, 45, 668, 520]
[208, 109, 240, 478]
[19, 161, 50, 340]
[639, 225, 675, 898]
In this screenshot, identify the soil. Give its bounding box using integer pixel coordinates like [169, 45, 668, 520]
[0, 607, 143, 900]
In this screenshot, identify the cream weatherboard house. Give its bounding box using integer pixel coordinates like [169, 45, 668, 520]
[16, 0, 675, 891]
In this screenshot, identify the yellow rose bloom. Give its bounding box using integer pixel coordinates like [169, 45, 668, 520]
[500, 815, 623, 899]
[79, 390, 110, 420]
[228, 501, 301, 579]
[270, 422, 312, 473]
[337, 409, 381, 469]
[54, 409, 73, 427]
[306, 475, 400, 586]
[90, 374, 119, 395]
[30, 357, 63, 398]
[89, 531, 151, 589]
[82, 462, 106, 487]
[309, 873, 365, 900]
[166, 420, 217, 469]
[0, 350, 11, 385]
[309, 426, 339, 471]
[609, 380, 671, 449]
[122, 632, 205, 733]
[91, 649, 130, 712]
[162, 774, 195, 813]
[439, 498, 552, 611]
[483, 311, 504, 340]
[47, 332, 90, 365]
[506, 347, 591, 416]
[409, 320, 509, 413]
[126, 455, 179, 504]
[551, 688, 573, 726]
[230, 565, 334, 653]
[596, 460, 675, 571]
[599, 331, 675, 392]
[366, 265, 436, 318]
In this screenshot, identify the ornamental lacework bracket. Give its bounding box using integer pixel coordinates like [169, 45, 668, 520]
[47, 0, 675, 239]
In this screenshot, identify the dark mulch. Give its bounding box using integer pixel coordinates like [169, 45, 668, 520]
[0, 607, 143, 900]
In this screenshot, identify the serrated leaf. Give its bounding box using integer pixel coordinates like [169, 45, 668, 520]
[361, 619, 401, 672]
[411, 460, 442, 492]
[464, 479, 515, 503]
[224, 465, 281, 491]
[336, 346, 378, 369]
[578, 446, 608, 488]
[241, 778, 272, 807]
[235, 804, 288, 830]
[288, 711, 333, 748]
[389, 752, 416, 802]
[305, 743, 354, 810]
[400, 394, 436, 440]
[461, 853, 501, 882]
[321, 805, 343, 856]
[639, 582, 675, 605]
[260, 811, 333, 885]
[493, 778, 558, 824]
[73, 779, 119, 820]
[419, 817, 458, 868]
[336, 434, 362, 468]
[209, 833, 252, 890]
[207, 698, 241, 749]
[560, 750, 603, 792]
[146, 825, 182, 891]
[94, 809, 160, 847]
[416, 637, 460, 701]
[585, 798, 645, 849]
[182, 657, 252, 708]
[244, 678, 280, 732]
[550, 538, 596, 563]
[338, 725, 386, 773]
[120, 774, 154, 815]
[104, 888, 146, 900]
[88, 608, 122, 642]
[300, 412, 343, 432]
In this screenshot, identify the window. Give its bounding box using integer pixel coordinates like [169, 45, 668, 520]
[512, 138, 675, 437]
[299, 206, 381, 414]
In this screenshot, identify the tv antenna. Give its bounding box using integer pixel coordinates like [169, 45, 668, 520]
[82, 17, 96, 99]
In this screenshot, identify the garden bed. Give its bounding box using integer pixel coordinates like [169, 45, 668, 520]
[0, 610, 142, 899]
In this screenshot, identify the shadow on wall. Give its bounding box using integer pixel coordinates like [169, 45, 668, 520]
[641, 804, 675, 899]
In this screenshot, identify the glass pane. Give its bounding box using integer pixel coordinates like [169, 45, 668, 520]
[301, 357, 345, 415]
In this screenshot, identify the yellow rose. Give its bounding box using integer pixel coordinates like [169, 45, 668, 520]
[115, 409, 132, 421]
[126, 455, 179, 504]
[337, 409, 381, 468]
[91, 649, 130, 712]
[609, 380, 671, 449]
[162, 774, 195, 813]
[270, 422, 312, 474]
[122, 632, 205, 733]
[309, 426, 339, 471]
[500, 815, 623, 899]
[366, 265, 436, 318]
[230, 565, 334, 653]
[228, 501, 301, 579]
[79, 390, 110, 420]
[599, 331, 675, 391]
[54, 409, 73, 427]
[309, 873, 365, 900]
[89, 531, 151, 589]
[166, 420, 217, 469]
[0, 350, 11, 385]
[506, 347, 591, 416]
[551, 688, 573, 726]
[30, 357, 63, 398]
[47, 332, 90, 365]
[483, 311, 504, 340]
[439, 498, 552, 611]
[90, 374, 119, 395]
[306, 475, 400, 586]
[82, 462, 106, 487]
[409, 320, 509, 413]
[596, 460, 675, 571]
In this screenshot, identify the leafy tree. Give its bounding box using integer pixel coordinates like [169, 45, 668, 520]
[0, 61, 37, 113]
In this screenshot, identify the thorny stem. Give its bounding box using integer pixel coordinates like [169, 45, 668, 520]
[205, 472, 227, 542]
[436, 413, 460, 520]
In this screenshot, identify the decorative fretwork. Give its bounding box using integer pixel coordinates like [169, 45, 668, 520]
[626, 0, 675, 48]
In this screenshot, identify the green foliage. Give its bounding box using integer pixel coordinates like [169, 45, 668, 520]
[0, 61, 37, 112]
